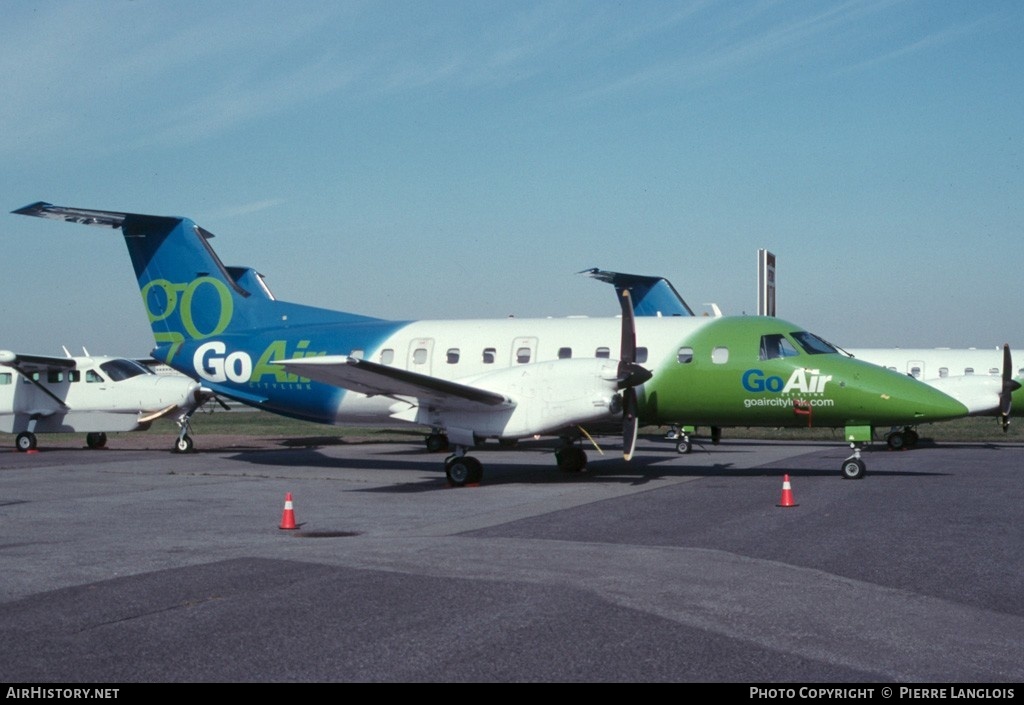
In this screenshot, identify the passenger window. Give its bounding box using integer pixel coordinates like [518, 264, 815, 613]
[557, 347, 572, 359]
[47, 371, 63, 383]
[712, 347, 729, 364]
[516, 347, 531, 364]
[446, 348, 460, 364]
[483, 348, 496, 364]
[350, 349, 364, 360]
[989, 367, 1000, 376]
[636, 347, 648, 364]
[379, 349, 394, 365]
[910, 366, 921, 379]
[0, 372, 10, 385]
[677, 347, 693, 364]
[412, 348, 428, 365]
[964, 367, 974, 375]
[595, 347, 610, 359]
[938, 367, 949, 378]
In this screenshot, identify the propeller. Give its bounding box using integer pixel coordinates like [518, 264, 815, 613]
[617, 289, 653, 460]
[999, 343, 1020, 432]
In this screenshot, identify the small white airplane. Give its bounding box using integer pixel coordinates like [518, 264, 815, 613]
[0, 348, 204, 452]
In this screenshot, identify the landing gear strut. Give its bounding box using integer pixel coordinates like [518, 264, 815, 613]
[173, 410, 196, 453]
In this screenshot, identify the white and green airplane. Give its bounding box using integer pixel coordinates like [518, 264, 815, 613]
[584, 269, 1023, 451]
[13, 203, 970, 483]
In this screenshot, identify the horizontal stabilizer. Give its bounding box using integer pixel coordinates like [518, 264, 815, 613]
[276, 356, 512, 410]
[13, 202, 133, 228]
[580, 268, 694, 317]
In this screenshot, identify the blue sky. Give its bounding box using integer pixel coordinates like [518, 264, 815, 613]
[2, 0, 1021, 355]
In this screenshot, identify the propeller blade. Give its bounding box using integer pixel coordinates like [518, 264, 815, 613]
[623, 388, 639, 461]
[616, 289, 648, 460]
[999, 344, 1018, 430]
[618, 289, 637, 370]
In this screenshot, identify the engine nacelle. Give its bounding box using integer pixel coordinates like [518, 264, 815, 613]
[392, 358, 623, 441]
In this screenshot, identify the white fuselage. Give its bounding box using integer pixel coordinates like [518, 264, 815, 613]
[0, 355, 200, 434]
[849, 347, 1021, 381]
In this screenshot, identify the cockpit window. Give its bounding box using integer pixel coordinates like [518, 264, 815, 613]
[98, 358, 152, 382]
[759, 334, 800, 361]
[789, 331, 838, 355]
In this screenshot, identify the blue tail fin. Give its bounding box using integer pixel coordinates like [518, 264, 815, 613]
[13, 202, 380, 364]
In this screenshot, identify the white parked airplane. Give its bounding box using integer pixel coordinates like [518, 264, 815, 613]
[0, 348, 204, 451]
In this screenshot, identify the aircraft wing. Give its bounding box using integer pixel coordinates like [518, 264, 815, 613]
[0, 350, 79, 410]
[0, 350, 77, 373]
[275, 356, 513, 411]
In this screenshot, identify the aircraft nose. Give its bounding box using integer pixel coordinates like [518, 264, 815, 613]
[882, 372, 970, 423]
[154, 374, 201, 403]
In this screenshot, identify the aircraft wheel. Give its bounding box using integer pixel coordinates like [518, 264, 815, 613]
[425, 433, 449, 453]
[174, 434, 194, 454]
[86, 432, 107, 449]
[556, 447, 587, 472]
[676, 438, 692, 454]
[16, 432, 37, 452]
[904, 429, 919, 448]
[841, 458, 866, 480]
[445, 456, 482, 486]
[885, 431, 905, 450]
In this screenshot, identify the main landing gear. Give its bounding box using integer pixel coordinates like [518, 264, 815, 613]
[425, 431, 450, 453]
[441, 437, 591, 487]
[666, 425, 721, 454]
[885, 426, 919, 451]
[444, 449, 483, 486]
[15, 431, 37, 452]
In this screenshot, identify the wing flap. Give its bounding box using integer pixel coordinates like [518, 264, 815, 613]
[276, 356, 512, 410]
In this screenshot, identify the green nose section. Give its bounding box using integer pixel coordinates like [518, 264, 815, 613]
[851, 362, 970, 425]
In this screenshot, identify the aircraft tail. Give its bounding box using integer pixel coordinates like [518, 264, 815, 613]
[13, 202, 377, 364]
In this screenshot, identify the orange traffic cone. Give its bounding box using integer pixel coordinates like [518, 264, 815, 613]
[279, 492, 298, 530]
[777, 474, 798, 508]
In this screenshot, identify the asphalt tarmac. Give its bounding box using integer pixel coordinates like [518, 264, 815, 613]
[1, 433, 1021, 683]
